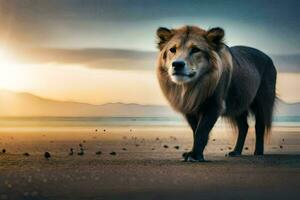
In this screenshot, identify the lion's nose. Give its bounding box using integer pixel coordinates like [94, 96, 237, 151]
[172, 61, 185, 71]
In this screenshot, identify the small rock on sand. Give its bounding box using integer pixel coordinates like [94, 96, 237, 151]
[78, 150, 84, 156]
[44, 152, 51, 159]
[95, 151, 102, 155]
[174, 146, 180, 150]
[69, 148, 74, 156]
[163, 145, 169, 149]
[23, 152, 30, 156]
[110, 152, 116, 156]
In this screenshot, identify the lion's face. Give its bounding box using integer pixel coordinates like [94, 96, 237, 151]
[156, 26, 224, 84]
[163, 37, 210, 84]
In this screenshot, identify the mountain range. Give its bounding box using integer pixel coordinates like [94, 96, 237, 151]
[0, 90, 175, 117]
[0, 90, 298, 117]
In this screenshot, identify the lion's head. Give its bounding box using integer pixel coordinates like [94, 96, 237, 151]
[156, 26, 225, 84]
[155, 25, 232, 114]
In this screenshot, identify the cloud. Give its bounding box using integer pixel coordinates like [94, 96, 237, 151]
[1, 0, 300, 54]
[15, 48, 157, 71]
[14, 47, 299, 72]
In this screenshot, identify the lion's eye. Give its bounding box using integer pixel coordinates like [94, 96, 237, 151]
[190, 47, 201, 54]
[169, 47, 176, 53]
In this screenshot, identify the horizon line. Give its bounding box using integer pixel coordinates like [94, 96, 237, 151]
[1, 89, 299, 106]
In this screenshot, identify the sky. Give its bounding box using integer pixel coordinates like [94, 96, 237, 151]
[1, 0, 300, 53]
[0, 0, 299, 105]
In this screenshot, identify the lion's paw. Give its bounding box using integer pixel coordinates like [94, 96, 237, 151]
[227, 151, 241, 157]
[182, 152, 205, 162]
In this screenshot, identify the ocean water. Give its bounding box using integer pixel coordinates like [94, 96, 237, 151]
[0, 117, 185, 127]
[0, 116, 299, 128]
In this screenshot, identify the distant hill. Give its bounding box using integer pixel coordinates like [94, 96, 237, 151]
[274, 98, 300, 116]
[0, 90, 176, 117]
[271, 54, 300, 73]
[0, 90, 298, 117]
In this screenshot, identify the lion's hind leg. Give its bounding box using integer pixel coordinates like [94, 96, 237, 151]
[228, 111, 249, 157]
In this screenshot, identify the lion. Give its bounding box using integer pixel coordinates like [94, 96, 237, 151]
[156, 25, 277, 162]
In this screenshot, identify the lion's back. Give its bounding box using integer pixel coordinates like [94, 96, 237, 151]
[224, 46, 276, 116]
[230, 46, 274, 75]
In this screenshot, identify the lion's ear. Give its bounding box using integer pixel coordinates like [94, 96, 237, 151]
[206, 27, 225, 51]
[156, 27, 174, 50]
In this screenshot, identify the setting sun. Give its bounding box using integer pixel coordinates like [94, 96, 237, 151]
[0, 47, 31, 91]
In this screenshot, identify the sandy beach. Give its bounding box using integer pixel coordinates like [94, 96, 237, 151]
[0, 126, 300, 200]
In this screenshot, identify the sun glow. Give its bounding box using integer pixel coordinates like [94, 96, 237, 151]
[0, 47, 31, 91]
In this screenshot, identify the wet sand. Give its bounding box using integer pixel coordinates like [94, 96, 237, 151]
[0, 126, 299, 200]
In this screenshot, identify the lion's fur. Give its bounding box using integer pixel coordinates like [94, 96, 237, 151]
[156, 26, 232, 114]
[155, 25, 277, 157]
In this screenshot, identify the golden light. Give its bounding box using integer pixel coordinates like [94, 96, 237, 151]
[0, 47, 30, 91]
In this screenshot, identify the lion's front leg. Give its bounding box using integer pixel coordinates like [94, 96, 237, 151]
[183, 106, 220, 162]
[184, 114, 203, 162]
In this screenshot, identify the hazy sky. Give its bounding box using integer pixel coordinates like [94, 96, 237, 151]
[1, 0, 300, 53]
[0, 0, 299, 105]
